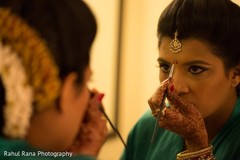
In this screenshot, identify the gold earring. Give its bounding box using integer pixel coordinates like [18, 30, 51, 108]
[170, 31, 182, 53]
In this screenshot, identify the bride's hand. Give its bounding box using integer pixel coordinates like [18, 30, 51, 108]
[148, 80, 208, 151]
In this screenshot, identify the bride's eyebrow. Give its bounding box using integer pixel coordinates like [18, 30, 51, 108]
[157, 58, 211, 66]
[157, 57, 171, 65]
[182, 60, 211, 66]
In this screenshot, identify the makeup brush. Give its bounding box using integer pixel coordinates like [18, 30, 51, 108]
[150, 64, 175, 144]
[98, 94, 127, 149]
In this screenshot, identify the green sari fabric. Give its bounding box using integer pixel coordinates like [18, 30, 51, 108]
[121, 97, 240, 160]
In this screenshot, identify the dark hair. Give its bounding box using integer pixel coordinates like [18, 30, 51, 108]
[0, 0, 96, 136]
[0, 0, 97, 83]
[157, 0, 240, 70]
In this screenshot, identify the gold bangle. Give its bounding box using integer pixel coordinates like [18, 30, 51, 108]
[176, 145, 215, 160]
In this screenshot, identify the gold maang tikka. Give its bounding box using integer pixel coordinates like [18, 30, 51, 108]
[170, 31, 182, 53]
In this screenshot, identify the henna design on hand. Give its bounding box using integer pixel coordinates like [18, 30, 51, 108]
[148, 83, 208, 151]
[148, 79, 169, 117]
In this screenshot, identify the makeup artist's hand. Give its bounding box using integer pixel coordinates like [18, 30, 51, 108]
[148, 81, 208, 152]
[69, 91, 108, 156]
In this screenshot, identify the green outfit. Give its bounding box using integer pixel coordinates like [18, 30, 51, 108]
[0, 138, 95, 160]
[121, 97, 240, 160]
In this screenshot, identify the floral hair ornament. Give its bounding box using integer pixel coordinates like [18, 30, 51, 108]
[0, 8, 61, 138]
[0, 42, 33, 138]
[170, 31, 182, 53]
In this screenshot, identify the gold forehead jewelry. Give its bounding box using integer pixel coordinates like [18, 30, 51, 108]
[170, 31, 182, 53]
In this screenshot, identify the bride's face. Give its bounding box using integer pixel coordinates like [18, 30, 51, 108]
[158, 37, 239, 119]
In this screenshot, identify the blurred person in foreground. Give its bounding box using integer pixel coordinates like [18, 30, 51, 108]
[0, 0, 107, 159]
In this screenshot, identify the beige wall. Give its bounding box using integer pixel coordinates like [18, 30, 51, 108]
[84, 0, 240, 160]
[233, 0, 240, 5]
[83, 0, 120, 124]
[83, 0, 171, 159]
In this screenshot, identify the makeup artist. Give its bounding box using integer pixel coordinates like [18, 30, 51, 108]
[0, 0, 107, 159]
[121, 0, 240, 159]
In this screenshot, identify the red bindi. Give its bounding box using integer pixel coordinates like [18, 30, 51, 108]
[173, 59, 178, 64]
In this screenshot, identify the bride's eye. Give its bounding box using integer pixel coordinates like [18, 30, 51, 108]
[159, 63, 171, 74]
[189, 65, 207, 74]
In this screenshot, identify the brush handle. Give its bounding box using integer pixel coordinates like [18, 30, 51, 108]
[150, 90, 168, 144]
[99, 105, 127, 149]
